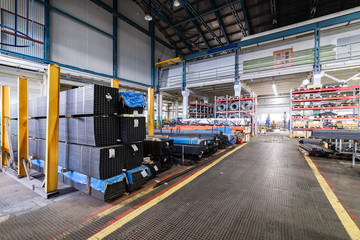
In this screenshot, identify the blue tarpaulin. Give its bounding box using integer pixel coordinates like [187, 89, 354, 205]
[119, 92, 146, 108]
[31, 159, 127, 194]
[170, 137, 207, 145]
[125, 166, 151, 184]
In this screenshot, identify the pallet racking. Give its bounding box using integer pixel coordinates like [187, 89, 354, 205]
[290, 85, 360, 138]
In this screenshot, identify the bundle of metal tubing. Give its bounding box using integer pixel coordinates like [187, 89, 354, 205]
[311, 129, 360, 140]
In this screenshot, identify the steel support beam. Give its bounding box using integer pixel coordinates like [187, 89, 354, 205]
[0, 48, 150, 87]
[185, 10, 360, 60]
[240, 0, 251, 35]
[226, 0, 247, 36]
[309, 0, 319, 19]
[44, 0, 50, 61]
[182, 0, 223, 46]
[113, 0, 118, 78]
[18, 77, 29, 177]
[136, 0, 196, 53]
[234, 48, 239, 85]
[148, 87, 155, 135]
[173, 0, 243, 28]
[314, 27, 321, 74]
[270, 0, 277, 24]
[150, 20, 155, 88]
[209, 0, 230, 44]
[183, 3, 210, 49]
[1, 86, 10, 167]
[89, 0, 174, 50]
[45, 64, 60, 193]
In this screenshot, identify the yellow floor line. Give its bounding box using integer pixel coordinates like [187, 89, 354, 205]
[303, 155, 360, 240]
[55, 187, 155, 239]
[55, 143, 229, 239]
[88, 143, 248, 240]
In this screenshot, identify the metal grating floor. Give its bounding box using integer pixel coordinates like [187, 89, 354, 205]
[0, 133, 356, 239]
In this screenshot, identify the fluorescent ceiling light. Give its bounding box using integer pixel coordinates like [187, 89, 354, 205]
[174, 0, 180, 7]
[272, 83, 278, 96]
[144, 14, 152, 21]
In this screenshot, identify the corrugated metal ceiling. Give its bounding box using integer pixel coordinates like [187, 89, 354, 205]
[134, 0, 360, 55]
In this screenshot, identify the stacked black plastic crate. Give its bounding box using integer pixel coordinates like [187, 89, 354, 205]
[144, 138, 174, 176]
[28, 85, 128, 201]
[119, 92, 150, 192]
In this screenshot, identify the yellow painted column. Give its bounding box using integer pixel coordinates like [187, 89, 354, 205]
[111, 78, 119, 89]
[1, 86, 10, 167]
[45, 64, 60, 193]
[148, 87, 154, 135]
[18, 77, 29, 177]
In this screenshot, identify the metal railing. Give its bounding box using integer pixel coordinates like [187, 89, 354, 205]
[159, 41, 360, 89]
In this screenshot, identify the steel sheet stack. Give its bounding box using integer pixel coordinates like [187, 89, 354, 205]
[144, 138, 174, 172]
[28, 85, 131, 201]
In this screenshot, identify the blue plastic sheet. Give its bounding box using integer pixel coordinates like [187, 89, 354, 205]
[119, 92, 146, 108]
[170, 137, 207, 145]
[31, 159, 126, 194]
[200, 126, 233, 135]
[125, 166, 151, 184]
[31, 159, 64, 173]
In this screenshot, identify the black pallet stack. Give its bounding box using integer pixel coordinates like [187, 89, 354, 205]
[144, 138, 175, 175]
[28, 85, 127, 201]
[119, 92, 149, 192]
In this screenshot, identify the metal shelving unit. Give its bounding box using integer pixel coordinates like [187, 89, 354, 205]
[290, 85, 360, 138]
[188, 100, 214, 119]
[214, 94, 257, 134]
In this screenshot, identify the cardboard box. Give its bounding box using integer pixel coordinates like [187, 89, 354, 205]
[293, 131, 306, 138]
[293, 120, 305, 128]
[309, 120, 322, 128]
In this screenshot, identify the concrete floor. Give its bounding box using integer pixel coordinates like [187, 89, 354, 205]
[0, 133, 359, 239]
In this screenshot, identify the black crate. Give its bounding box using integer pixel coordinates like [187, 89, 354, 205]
[152, 155, 173, 170]
[124, 141, 144, 170]
[66, 144, 125, 179]
[29, 138, 125, 179]
[120, 117, 146, 143]
[30, 117, 121, 146]
[144, 139, 174, 156]
[126, 171, 148, 192]
[72, 85, 119, 116]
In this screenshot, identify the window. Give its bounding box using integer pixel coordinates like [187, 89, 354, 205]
[273, 48, 293, 68]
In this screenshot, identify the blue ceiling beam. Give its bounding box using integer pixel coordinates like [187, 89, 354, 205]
[173, 0, 243, 28]
[208, 0, 230, 45]
[185, 11, 360, 60]
[240, 0, 251, 35]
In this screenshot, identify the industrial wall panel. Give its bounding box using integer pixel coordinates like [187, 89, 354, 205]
[50, 11, 113, 75]
[0, 0, 44, 58]
[118, 20, 151, 85]
[52, 0, 113, 34]
[118, 0, 148, 31]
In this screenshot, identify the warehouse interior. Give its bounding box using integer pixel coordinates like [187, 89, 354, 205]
[1, 0, 360, 239]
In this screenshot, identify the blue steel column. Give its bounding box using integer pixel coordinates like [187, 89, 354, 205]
[113, 0, 118, 78]
[44, 0, 50, 61]
[182, 60, 186, 91]
[150, 21, 155, 87]
[234, 48, 239, 85]
[314, 27, 321, 74]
